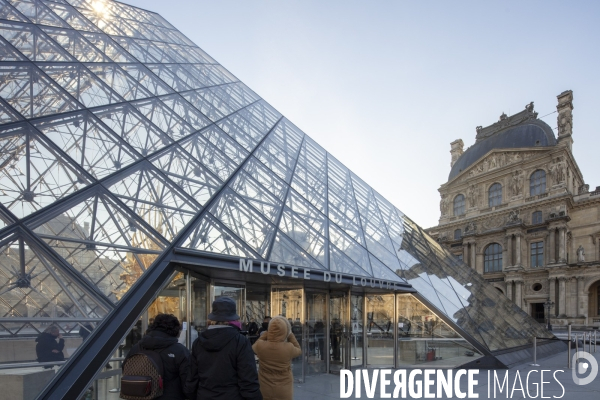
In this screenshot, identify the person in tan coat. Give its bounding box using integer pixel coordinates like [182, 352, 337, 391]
[252, 316, 302, 400]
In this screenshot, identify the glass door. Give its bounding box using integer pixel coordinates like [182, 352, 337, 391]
[272, 287, 304, 382]
[189, 276, 208, 347]
[329, 291, 349, 373]
[350, 294, 364, 368]
[306, 291, 327, 376]
[366, 294, 395, 367]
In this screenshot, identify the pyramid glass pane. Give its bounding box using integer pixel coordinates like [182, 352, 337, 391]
[0, 1, 559, 397]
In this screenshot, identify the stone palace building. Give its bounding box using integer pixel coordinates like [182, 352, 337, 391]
[426, 91, 600, 329]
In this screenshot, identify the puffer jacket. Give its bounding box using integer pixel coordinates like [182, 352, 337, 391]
[35, 332, 65, 363]
[186, 326, 262, 400]
[127, 330, 191, 400]
[252, 317, 302, 400]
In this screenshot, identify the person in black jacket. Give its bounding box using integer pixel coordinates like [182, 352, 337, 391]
[36, 325, 65, 368]
[126, 314, 191, 400]
[186, 297, 262, 400]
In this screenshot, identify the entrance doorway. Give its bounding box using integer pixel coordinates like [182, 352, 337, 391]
[531, 303, 545, 323]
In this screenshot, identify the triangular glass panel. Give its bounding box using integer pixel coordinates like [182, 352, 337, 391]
[181, 89, 225, 122]
[0, 233, 108, 329]
[228, 170, 282, 223]
[119, 64, 173, 96]
[28, 191, 167, 302]
[0, 123, 90, 219]
[368, 254, 405, 283]
[132, 97, 194, 140]
[285, 190, 326, 237]
[330, 245, 371, 277]
[200, 125, 248, 165]
[0, 35, 28, 61]
[0, 63, 80, 118]
[373, 192, 405, 249]
[145, 40, 186, 63]
[110, 37, 161, 63]
[190, 86, 240, 117]
[0, 21, 75, 61]
[32, 111, 138, 179]
[39, 63, 123, 107]
[7, 0, 71, 28]
[236, 100, 281, 133]
[241, 157, 287, 201]
[269, 231, 325, 270]
[0, 97, 23, 125]
[149, 145, 222, 207]
[208, 188, 275, 257]
[179, 133, 239, 181]
[40, 26, 109, 62]
[278, 208, 327, 267]
[80, 31, 137, 63]
[180, 213, 259, 258]
[0, 0, 29, 22]
[92, 103, 172, 157]
[168, 63, 217, 88]
[217, 112, 269, 151]
[102, 162, 200, 242]
[85, 63, 152, 101]
[255, 119, 303, 173]
[158, 94, 211, 131]
[329, 224, 371, 274]
[291, 137, 327, 212]
[145, 64, 194, 91]
[44, 2, 100, 32]
[76, 7, 124, 38]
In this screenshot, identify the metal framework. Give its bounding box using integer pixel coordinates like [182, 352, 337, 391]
[0, 1, 555, 398]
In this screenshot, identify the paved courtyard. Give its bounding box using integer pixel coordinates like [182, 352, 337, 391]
[293, 347, 600, 399]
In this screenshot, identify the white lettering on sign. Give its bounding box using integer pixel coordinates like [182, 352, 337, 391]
[238, 258, 403, 291]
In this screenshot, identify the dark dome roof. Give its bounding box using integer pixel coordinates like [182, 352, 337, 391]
[448, 120, 556, 181]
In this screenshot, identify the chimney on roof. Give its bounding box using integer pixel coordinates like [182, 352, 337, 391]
[450, 139, 464, 168]
[557, 90, 574, 151]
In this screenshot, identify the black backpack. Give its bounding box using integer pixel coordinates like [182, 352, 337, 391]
[120, 347, 164, 400]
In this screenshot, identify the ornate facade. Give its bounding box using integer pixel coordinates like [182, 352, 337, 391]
[426, 90, 600, 329]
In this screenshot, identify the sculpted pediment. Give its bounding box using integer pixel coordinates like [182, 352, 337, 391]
[457, 149, 550, 182]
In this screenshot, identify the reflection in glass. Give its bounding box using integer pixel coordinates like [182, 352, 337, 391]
[271, 288, 303, 381]
[365, 294, 394, 367]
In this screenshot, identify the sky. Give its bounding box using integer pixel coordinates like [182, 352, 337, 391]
[124, 0, 600, 229]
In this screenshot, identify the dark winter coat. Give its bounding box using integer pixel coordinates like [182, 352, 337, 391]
[186, 326, 262, 400]
[127, 330, 191, 400]
[35, 332, 65, 364]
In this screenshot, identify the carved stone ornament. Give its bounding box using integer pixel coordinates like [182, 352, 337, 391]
[463, 151, 538, 181]
[556, 90, 573, 137]
[482, 214, 505, 230]
[465, 221, 477, 234]
[440, 194, 449, 216]
[577, 245, 585, 262]
[506, 210, 522, 225]
[510, 170, 524, 197]
[467, 185, 479, 208]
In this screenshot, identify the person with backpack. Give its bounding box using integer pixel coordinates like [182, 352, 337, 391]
[121, 314, 191, 400]
[186, 297, 262, 400]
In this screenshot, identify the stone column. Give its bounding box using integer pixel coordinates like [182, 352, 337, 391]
[506, 280, 513, 302]
[506, 235, 513, 267]
[470, 243, 477, 271]
[515, 234, 522, 266]
[548, 229, 556, 264]
[577, 277, 585, 317]
[567, 277, 577, 317]
[502, 237, 509, 270]
[548, 277, 556, 316]
[558, 277, 567, 317]
[462, 244, 468, 264]
[582, 292, 589, 326]
[514, 280, 523, 310]
[559, 227, 566, 263]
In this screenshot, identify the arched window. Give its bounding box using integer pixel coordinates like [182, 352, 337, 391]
[453, 194, 465, 216]
[454, 229, 462, 240]
[484, 243, 503, 273]
[488, 183, 502, 207]
[532, 211, 543, 225]
[530, 170, 546, 196]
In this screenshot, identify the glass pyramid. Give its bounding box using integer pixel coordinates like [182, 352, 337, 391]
[0, 0, 553, 396]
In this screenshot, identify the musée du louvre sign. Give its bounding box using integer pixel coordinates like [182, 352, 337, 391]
[239, 258, 408, 291]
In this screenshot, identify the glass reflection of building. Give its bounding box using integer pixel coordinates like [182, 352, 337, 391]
[0, 1, 560, 399]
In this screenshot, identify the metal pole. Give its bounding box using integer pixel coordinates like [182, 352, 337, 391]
[575, 333, 579, 364]
[595, 330, 597, 353]
[568, 325, 571, 369]
[531, 337, 539, 366]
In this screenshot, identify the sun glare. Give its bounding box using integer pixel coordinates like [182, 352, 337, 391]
[91, 0, 109, 17]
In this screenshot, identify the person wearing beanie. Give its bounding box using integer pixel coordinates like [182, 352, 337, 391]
[185, 297, 262, 400]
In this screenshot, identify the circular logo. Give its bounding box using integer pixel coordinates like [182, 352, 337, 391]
[572, 351, 599, 385]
